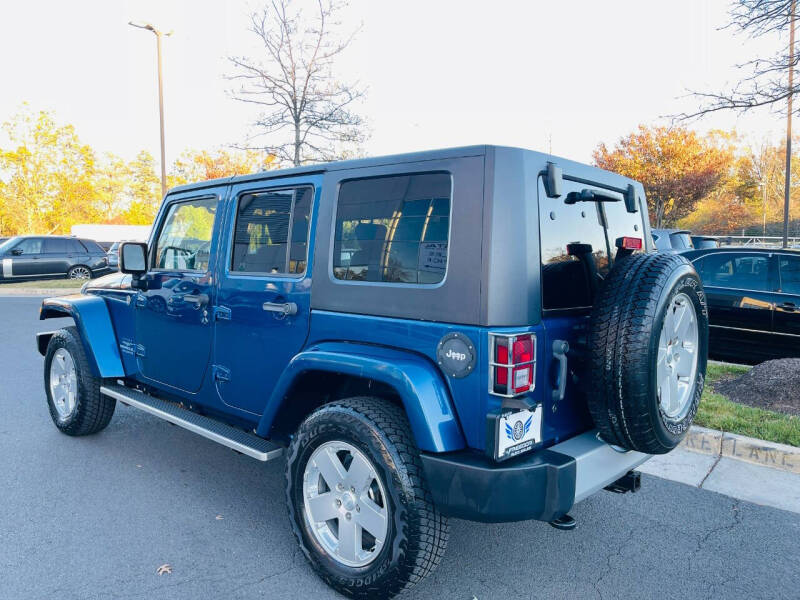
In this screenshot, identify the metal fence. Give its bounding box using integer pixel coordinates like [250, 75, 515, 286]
[712, 235, 800, 248]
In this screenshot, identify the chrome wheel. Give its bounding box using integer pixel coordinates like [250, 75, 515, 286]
[657, 292, 699, 421]
[68, 266, 91, 280]
[302, 440, 389, 568]
[49, 348, 78, 419]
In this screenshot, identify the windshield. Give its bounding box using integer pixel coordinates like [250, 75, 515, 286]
[0, 237, 19, 253]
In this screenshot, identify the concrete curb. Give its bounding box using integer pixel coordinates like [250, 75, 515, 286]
[0, 289, 79, 297]
[681, 425, 799, 475]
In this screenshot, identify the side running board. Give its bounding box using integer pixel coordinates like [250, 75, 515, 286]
[100, 384, 284, 462]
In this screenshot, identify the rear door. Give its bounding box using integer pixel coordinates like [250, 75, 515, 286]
[42, 238, 70, 274]
[538, 178, 646, 433]
[212, 176, 319, 415]
[773, 253, 800, 357]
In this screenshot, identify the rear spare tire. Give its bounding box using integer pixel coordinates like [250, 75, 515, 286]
[589, 252, 708, 454]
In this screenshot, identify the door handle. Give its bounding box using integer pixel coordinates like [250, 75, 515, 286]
[778, 301, 797, 311]
[263, 301, 298, 316]
[552, 340, 570, 402]
[183, 293, 209, 307]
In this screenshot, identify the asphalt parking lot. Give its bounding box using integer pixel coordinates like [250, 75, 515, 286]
[1, 295, 799, 600]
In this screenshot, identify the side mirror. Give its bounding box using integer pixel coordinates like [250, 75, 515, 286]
[120, 242, 148, 275]
[10, 248, 22, 256]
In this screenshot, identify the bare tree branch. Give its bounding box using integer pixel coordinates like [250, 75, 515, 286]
[676, 0, 797, 121]
[226, 0, 367, 166]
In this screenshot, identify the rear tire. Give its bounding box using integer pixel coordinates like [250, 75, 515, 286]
[589, 252, 709, 454]
[44, 326, 115, 436]
[285, 397, 449, 599]
[67, 265, 92, 280]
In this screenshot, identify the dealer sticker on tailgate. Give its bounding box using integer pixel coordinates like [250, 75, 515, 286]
[495, 405, 542, 461]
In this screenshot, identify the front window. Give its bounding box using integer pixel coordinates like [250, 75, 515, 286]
[701, 253, 771, 291]
[153, 197, 218, 271]
[333, 172, 452, 284]
[12, 238, 43, 255]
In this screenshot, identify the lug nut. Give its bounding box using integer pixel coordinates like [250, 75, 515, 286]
[350, 486, 355, 493]
[345, 512, 351, 520]
[336, 499, 342, 507]
[356, 505, 360, 512]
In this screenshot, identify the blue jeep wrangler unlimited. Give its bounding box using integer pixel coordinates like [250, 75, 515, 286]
[38, 146, 708, 598]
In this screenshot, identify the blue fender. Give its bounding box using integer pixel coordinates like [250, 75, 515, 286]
[39, 294, 125, 379]
[257, 342, 466, 453]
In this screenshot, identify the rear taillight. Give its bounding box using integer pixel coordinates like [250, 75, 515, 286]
[490, 333, 536, 397]
[616, 236, 643, 250]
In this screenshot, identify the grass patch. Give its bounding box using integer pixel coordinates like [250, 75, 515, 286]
[696, 361, 800, 447]
[0, 278, 85, 289]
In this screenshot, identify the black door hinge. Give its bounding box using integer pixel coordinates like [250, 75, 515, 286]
[214, 306, 232, 321]
[212, 365, 231, 383]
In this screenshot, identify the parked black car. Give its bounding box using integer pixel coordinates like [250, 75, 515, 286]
[0, 235, 110, 281]
[652, 228, 695, 251]
[682, 246, 800, 363]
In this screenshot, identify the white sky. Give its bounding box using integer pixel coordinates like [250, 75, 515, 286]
[0, 0, 790, 168]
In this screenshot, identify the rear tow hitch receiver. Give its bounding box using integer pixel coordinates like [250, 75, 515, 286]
[549, 514, 577, 531]
[604, 470, 641, 494]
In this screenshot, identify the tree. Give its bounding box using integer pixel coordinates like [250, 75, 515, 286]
[123, 150, 162, 225]
[0, 106, 99, 235]
[227, 0, 366, 166]
[593, 126, 734, 228]
[169, 148, 275, 187]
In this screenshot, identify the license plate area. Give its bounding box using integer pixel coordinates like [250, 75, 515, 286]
[490, 405, 543, 461]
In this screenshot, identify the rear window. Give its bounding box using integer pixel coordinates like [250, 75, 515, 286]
[44, 238, 67, 253]
[80, 239, 104, 253]
[539, 179, 644, 310]
[333, 172, 451, 284]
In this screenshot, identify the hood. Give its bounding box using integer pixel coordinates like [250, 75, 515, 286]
[82, 272, 132, 293]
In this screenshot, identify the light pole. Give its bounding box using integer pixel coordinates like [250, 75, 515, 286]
[129, 21, 171, 198]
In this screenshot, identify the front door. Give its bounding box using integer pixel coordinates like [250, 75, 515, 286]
[134, 192, 222, 394]
[213, 178, 318, 415]
[5, 237, 45, 277]
[696, 251, 775, 362]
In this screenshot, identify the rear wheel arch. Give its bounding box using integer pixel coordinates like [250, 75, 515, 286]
[268, 370, 403, 444]
[259, 344, 467, 453]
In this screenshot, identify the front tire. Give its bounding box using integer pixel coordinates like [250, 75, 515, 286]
[285, 397, 449, 599]
[44, 326, 115, 436]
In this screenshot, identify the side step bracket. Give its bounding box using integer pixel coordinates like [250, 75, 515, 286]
[100, 384, 284, 462]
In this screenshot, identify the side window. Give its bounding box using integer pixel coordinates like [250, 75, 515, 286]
[539, 182, 611, 310]
[779, 255, 800, 295]
[231, 186, 312, 275]
[44, 238, 67, 254]
[333, 172, 451, 284]
[154, 197, 218, 271]
[14, 238, 43, 254]
[702, 253, 770, 291]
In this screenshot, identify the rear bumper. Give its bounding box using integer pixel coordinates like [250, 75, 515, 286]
[419, 430, 650, 523]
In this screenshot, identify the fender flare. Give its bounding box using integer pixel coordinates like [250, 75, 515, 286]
[39, 295, 125, 379]
[257, 341, 466, 453]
